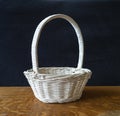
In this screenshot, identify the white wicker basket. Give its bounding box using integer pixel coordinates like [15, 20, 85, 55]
[24, 14, 92, 103]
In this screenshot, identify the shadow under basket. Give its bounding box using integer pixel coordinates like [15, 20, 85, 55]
[24, 67, 91, 103]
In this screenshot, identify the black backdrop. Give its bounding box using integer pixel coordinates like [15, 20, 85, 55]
[0, 0, 120, 86]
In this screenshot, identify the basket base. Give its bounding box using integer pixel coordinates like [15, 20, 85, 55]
[35, 95, 82, 103]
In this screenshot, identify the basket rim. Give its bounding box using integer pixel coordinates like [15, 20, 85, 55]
[24, 67, 92, 81]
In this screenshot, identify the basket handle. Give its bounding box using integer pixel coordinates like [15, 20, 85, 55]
[32, 14, 84, 73]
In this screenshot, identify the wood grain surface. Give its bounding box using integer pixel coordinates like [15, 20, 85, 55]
[0, 86, 120, 116]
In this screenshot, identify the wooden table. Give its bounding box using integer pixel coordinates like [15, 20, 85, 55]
[0, 86, 120, 116]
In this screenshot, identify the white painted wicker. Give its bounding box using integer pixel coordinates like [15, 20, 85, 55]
[24, 14, 92, 103]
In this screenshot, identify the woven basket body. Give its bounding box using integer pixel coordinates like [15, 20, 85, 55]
[24, 14, 92, 103]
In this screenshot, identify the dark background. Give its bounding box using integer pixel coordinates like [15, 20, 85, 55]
[0, 0, 120, 86]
